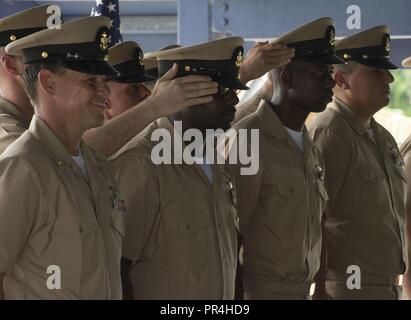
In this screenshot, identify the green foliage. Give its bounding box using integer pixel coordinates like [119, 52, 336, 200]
[389, 70, 411, 116]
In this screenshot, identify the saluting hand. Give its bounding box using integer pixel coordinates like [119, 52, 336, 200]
[239, 41, 295, 84]
[149, 63, 218, 115]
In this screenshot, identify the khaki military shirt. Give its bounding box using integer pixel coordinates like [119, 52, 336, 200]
[0, 115, 125, 299]
[232, 101, 327, 298]
[308, 98, 407, 280]
[111, 117, 239, 300]
[0, 97, 30, 154]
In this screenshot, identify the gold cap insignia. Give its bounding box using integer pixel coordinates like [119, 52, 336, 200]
[100, 32, 109, 51]
[9, 34, 16, 41]
[329, 29, 335, 47]
[41, 51, 48, 59]
[385, 37, 390, 54]
[235, 50, 243, 68]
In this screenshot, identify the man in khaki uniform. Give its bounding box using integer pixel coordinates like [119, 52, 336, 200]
[84, 39, 293, 157]
[232, 18, 341, 300]
[0, 7, 221, 158]
[103, 41, 154, 121]
[233, 42, 295, 124]
[0, 16, 126, 299]
[105, 41, 294, 159]
[398, 56, 411, 300]
[0, 5, 51, 154]
[111, 37, 248, 299]
[142, 44, 181, 92]
[308, 26, 407, 300]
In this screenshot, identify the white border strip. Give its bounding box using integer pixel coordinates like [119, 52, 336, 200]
[246, 35, 411, 42]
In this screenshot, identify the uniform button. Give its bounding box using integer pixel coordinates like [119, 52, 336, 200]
[57, 160, 63, 166]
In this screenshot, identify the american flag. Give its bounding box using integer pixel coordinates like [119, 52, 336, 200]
[91, 0, 123, 47]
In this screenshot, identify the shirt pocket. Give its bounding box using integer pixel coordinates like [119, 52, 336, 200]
[359, 165, 385, 183]
[255, 178, 302, 234]
[163, 210, 209, 271]
[277, 180, 299, 197]
[52, 210, 99, 237]
[353, 165, 387, 218]
[50, 211, 99, 294]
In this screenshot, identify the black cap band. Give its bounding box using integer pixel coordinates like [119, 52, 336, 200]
[22, 41, 108, 64]
[21, 26, 111, 65]
[0, 26, 47, 47]
[286, 26, 343, 64]
[335, 33, 396, 69]
[158, 59, 237, 79]
[157, 46, 247, 89]
[158, 59, 247, 90]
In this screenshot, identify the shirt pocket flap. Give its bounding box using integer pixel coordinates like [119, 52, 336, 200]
[276, 180, 299, 197]
[359, 166, 385, 183]
[53, 211, 98, 236]
[164, 211, 209, 235]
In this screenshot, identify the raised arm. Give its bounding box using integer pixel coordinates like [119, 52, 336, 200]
[84, 64, 218, 157]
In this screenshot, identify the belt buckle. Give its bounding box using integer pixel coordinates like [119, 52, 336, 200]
[309, 283, 316, 296]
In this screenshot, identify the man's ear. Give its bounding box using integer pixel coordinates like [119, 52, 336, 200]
[38, 69, 56, 96]
[281, 67, 292, 89]
[0, 54, 22, 76]
[333, 70, 350, 90]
